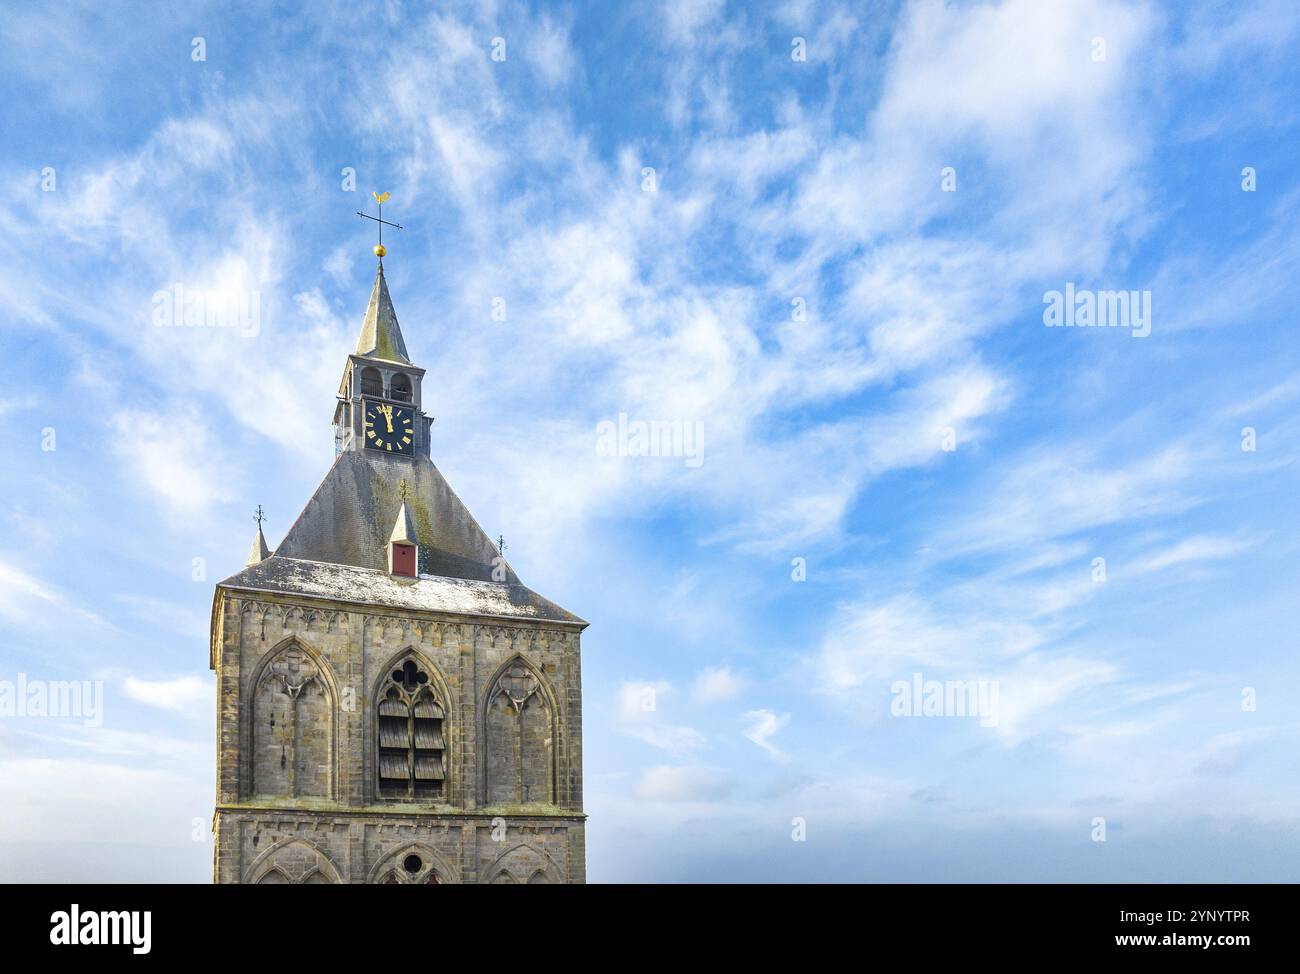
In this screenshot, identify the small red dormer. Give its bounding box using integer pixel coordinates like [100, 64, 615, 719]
[387, 501, 419, 578]
[390, 540, 417, 577]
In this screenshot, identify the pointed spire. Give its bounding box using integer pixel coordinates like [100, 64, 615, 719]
[246, 525, 271, 566]
[389, 500, 417, 545]
[355, 261, 410, 363]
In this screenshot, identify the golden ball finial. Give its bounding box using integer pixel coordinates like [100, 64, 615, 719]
[374, 244, 387, 258]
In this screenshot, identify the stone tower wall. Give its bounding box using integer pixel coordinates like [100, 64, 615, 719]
[212, 592, 585, 883]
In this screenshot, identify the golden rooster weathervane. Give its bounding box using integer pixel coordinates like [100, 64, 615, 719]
[356, 191, 403, 259]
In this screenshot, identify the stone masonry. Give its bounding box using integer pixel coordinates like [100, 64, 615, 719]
[209, 258, 587, 883]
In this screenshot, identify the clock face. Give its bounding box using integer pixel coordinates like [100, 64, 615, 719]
[363, 399, 415, 455]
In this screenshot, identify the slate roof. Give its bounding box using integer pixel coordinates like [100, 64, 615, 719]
[212, 257, 585, 641]
[268, 450, 519, 583]
[217, 556, 585, 625]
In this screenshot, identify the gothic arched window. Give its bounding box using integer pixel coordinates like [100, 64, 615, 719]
[377, 659, 446, 801]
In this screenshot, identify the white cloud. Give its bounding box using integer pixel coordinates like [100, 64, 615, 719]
[526, 14, 577, 88]
[0, 396, 34, 418]
[112, 595, 210, 641]
[813, 569, 1127, 745]
[0, 752, 207, 854]
[0, 559, 60, 621]
[742, 709, 790, 759]
[1194, 728, 1278, 776]
[992, 654, 1121, 744]
[109, 409, 235, 518]
[634, 764, 734, 802]
[0, 0, 1162, 574]
[692, 665, 746, 703]
[617, 681, 671, 722]
[616, 681, 707, 753]
[936, 443, 1204, 557]
[3, 723, 205, 762]
[623, 723, 709, 753]
[122, 675, 211, 714]
[1126, 535, 1254, 576]
[817, 595, 1045, 695]
[1, 0, 1296, 883]
[0, 559, 109, 630]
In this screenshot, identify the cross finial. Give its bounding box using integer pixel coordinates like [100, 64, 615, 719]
[398, 479, 411, 502]
[497, 534, 507, 555]
[255, 505, 266, 529]
[356, 191, 404, 260]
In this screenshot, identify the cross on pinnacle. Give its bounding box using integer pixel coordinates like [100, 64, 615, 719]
[497, 535, 507, 555]
[356, 191, 404, 260]
[255, 505, 267, 529]
[398, 480, 411, 502]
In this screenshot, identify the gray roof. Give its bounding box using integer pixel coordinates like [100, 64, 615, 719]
[218, 556, 585, 625]
[354, 262, 410, 363]
[271, 451, 518, 583]
[213, 260, 583, 631]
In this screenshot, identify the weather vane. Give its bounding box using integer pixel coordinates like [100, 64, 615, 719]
[255, 505, 266, 529]
[356, 191, 404, 259]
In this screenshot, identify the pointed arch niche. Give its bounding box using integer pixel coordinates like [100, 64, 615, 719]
[482, 842, 563, 885]
[483, 656, 557, 805]
[244, 837, 344, 885]
[247, 637, 338, 800]
[366, 843, 458, 885]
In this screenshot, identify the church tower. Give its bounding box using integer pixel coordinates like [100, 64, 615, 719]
[209, 249, 587, 884]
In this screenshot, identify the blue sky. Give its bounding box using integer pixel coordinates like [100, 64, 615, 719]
[1, 0, 1299, 882]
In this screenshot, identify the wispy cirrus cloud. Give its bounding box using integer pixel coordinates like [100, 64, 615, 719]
[2, 0, 1299, 884]
[616, 682, 707, 753]
[742, 709, 790, 760]
[0, 560, 111, 631]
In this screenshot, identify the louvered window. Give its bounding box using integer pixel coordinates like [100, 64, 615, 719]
[377, 660, 445, 800]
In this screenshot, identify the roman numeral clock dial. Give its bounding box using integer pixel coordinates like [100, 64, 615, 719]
[363, 399, 415, 455]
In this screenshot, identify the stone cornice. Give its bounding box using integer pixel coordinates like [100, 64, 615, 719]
[214, 584, 587, 635]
